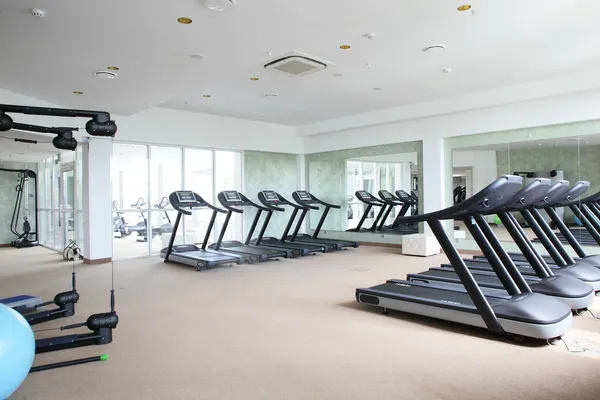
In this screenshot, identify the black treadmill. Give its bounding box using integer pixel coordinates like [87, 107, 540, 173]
[252, 190, 327, 256]
[347, 190, 387, 232]
[208, 190, 290, 263]
[406, 178, 594, 310]
[377, 189, 418, 234]
[356, 175, 573, 340]
[466, 180, 600, 291]
[160, 191, 243, 271]
[287, 190, 359, 250]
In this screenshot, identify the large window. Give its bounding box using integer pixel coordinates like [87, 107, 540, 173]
[111, 143, 242, 259]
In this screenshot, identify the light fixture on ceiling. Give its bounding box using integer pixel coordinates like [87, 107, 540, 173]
[457, 4, 471, 11]
[442, 68, 452, 73]
[333, 73, 344, 77]
[202, 0, 235, 12]
[73, 91, 83, 95]
[107, 66, 120, 71]
[202, 94, 211, 98]
[365, 62, 372, 68]
[250, 77, 259, 81]
[184, 101, 189, 104]
[264, 93, 278, 98]
[190, 54, 206, 60]
[373, 87, 383, 91]
[30, 8, 46, 17]
[177, 17, 193, 24]
[422, 44, 446, 53]
[365, 33, 376, 40]
[94, 71, 117, 79]
[339, 45, 351, 50]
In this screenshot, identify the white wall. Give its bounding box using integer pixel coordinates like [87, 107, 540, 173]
[0, 89, 303, 154]
[452, 150, 498, 195]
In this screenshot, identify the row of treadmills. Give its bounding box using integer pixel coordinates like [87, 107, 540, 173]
[160, 190, 358, 270]
[356, 176, 600, 341]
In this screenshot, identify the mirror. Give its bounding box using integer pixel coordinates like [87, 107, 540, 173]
[305, 141, 422, 244]
[449, 129, 600, 256]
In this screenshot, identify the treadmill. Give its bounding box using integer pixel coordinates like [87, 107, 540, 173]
[208, 190, 290, 262]
[347, 190, 387, 232]
[288, 190, 359, 250]
[467, 181, 600, 290]
[252, 190, 327, 256]
[560, 190, 600, 246]
[356, 175, 573, 340]
[406, 178, 594, 310]
[160, 190, 243, 271]
[377, 190, 418, 234]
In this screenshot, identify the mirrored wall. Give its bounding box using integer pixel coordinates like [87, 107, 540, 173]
[447, 119, 600, 255]
[111, 143, 242, 259]
[306, 141, 422, 244]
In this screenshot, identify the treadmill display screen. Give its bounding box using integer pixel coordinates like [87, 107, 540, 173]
[357, 191, 372, 199]
[223, 191, 243, 202]
[397, 190, 410, 199]
[296, 191, 311, 201]
[380, 191, 393, 199]
[175, 191, 196, 203]
[261, 191, 278, 202]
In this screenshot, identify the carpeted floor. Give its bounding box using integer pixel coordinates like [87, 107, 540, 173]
[2, 245, 600, 400]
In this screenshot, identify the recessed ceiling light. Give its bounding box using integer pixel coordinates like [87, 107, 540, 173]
[94, 71, 117, 79]
[373, 87, 383, 91]
[177, 17, 193, 24]
[264, 93, 278, 98]
[457, 4, 471, 11]
[250, 77, 259, 81]
[442, 68, 452, 73]
[30, 8, 46, 18]
[73, 91, 83, 95]
[190, 54, 206, 60]
[339, 45, 351, 50]
[422, 45, 446, 53]
[333, 73, 344, 77]
[107, 66, 119, 71]
[203, 94, 211, 98]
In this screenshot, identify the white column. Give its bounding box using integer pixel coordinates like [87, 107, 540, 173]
[82, 137, 113, 262]
[421, 137, 450, 235]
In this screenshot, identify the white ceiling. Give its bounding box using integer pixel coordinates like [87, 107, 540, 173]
[0, 130, 58, 163]
[1, 0, 600, 126]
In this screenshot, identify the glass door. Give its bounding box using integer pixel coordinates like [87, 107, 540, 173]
[61, 166, 76, 249]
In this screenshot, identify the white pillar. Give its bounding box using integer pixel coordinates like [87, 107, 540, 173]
[421, 137, 451, 235]
[82, 137, 113, 263]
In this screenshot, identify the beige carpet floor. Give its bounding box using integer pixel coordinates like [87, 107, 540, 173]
[2, 246, 600, 400]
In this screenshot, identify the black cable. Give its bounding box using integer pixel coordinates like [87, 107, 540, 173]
[547, 337, 588, 353]
[0, 135, 53, 144]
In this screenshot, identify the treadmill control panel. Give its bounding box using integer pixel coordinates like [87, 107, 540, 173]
[380, 190, 394, 200]
[295, 191, 311, 201]
[175, 191, 196, 203]
[260, 190, 279, 203]
[396, 190, 412, 202]
[356, 191, 374, 200]
[222, 191, 243, 203]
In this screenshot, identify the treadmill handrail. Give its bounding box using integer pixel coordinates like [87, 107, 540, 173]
[395, 190, 416, 205]
[218, 191, 271, 212]
[257, 191, 296, 211]
[302, 192, 341, 209]
[393, 175, 523, 224]
[378, 190, 404, 205]
[495, 178, 551, 213]
[534, 180, 570, 208]
[355, 191, 386, 206]
[579, 189, 600, 205]
[168, 191, 230, 214]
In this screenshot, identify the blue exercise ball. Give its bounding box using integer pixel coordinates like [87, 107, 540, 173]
[0, 304, 35, 400]
[574, 216, 582, 227]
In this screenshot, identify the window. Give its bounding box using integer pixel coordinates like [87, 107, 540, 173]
[110, 144, 243, 259]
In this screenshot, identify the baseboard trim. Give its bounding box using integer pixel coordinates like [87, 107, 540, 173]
[359, 242, 401, 249]
[83, 257, 112, 265]
[0, 243, 12, 248]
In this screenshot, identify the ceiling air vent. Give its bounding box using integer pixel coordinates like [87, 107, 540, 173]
[264, 52, 328, 77]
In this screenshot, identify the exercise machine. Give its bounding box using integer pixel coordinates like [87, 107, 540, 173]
[208, 191, 291, 262]
[377, 190, 418, 234]
[161, 190, 243, 271]
[356, 175, 573, 340]
[348, 191, 386, 232]
[138, 197, 174, 242]
[1, 168, 39, 248]
[468, 180, 600, 290]
[254, 190, 327, 256]
[406, 178, 594, 310]
[112, 200, 145, 238]
[289, 190, 359, 250]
